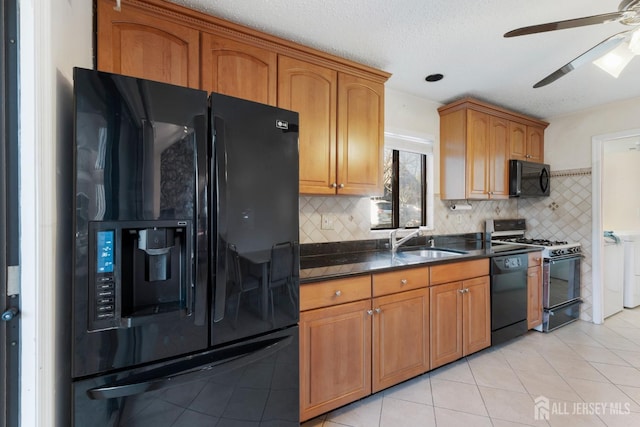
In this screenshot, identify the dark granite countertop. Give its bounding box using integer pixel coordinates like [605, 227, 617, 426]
[300, 234, 541, 283]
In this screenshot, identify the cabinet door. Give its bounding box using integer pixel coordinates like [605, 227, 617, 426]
[462, 276, 491, 355]
[430, 282, 463, 370]
[489, 116, 510, 199]
[201, 34, 277, 105]
[527, 265, 543, 329]
[337, 73, 384, 196]
[96, 0, 199, 88]
[278, 56, 338, 195]
[372, 288, 429, 392]
[509, 121, 527, 161]
[299, 299, 371, 422]
[465, 110, 490, 199]
[527, 126, 545, 162]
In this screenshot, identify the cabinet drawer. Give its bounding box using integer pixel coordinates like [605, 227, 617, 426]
[300, 275, 371, 311]
[528, 251, 542, 268]
[372, 267, 429, 297]
[430, 259, 489, 285]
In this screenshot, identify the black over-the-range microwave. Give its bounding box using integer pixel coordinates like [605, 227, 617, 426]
[509, 159, 550, 198]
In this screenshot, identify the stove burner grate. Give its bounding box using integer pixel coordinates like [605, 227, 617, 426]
[507, 237, 569, 247]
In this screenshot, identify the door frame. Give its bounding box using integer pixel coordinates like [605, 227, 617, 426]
[1, 0, 21, 425]
[591, 127, 640, 324]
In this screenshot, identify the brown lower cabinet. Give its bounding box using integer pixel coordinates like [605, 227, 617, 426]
[527, 251, 543, 329]
[429, 276, 491, 369]
[300, 299, 372, 421]
[300, 260, 491, 422]
[299, 269, 429, 422]
[372, 288, 429, 392]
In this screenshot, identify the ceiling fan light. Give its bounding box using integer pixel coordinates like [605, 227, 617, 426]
[630, 30, 640, 55]
[593, 42, 635, 78]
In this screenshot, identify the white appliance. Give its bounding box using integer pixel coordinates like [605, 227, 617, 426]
[622, 232, 640, 308]
[603, 232, 624, 318]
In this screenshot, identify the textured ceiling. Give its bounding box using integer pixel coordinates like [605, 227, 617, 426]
[172, 0, 640, 119]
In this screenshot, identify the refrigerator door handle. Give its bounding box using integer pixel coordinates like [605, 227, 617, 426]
[86, 334, 293, 400]
[213, 116, 227, 322]
[194, 112, 208, 326]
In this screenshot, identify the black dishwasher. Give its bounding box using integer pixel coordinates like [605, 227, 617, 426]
[490, 253, 528, 345]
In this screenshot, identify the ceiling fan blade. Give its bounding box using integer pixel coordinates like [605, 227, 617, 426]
[504, 12, 625, 37]
[533, 31, 631, 88]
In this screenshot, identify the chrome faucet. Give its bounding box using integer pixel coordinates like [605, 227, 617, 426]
[389, 227, 428, 253]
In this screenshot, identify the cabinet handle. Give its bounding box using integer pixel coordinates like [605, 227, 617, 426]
[400, 279, 408, 285]
[374, 308, 381, 314]
[331, 182, 337, 188]
[465, 288, 470, 293]
[338, 183, 345, 189]
[334, 290, 342, 297]
[367, 309, 374, 316]
[458, 289, 465, 294]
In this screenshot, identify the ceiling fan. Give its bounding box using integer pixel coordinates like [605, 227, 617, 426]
[504, 0, 640, 88]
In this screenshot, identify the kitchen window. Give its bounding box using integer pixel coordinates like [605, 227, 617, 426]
[371, 131, 434, 230]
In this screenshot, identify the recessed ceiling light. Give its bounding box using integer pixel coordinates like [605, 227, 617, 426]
[425, 73, 444, 82]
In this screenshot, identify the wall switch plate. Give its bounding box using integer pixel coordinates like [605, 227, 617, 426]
[456, 214, 462, 224]
[321, 214, 335, 230]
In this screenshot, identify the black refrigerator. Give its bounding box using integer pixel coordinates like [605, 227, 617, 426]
[72, 68, 300, 426]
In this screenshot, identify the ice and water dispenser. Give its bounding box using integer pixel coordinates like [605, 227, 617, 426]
[88, 220, 192, 331]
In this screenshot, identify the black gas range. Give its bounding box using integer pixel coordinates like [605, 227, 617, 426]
[486, 219, 583, 332]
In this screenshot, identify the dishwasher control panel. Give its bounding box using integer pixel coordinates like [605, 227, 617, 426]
[504, 257, 523, 269]
[491, 253, 528, 274]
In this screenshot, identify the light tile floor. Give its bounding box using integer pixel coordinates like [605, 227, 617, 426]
[302, 307, 640, 427]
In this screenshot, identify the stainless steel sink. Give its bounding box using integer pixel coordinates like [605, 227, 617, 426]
[398, 249, 465, 259]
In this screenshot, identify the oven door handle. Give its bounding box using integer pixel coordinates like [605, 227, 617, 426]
[545, 254, 584, 264]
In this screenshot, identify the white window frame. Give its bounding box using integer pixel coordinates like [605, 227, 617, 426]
[378, 129, 435, 231]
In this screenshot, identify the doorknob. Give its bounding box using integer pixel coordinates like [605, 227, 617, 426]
[1, 307, 19, 321]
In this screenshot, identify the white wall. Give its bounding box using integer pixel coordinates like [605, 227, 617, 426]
[603, 150, 640, 231]
[544, 96, 640, 169]
[20, 0, 92, 425]
[385, 88, 442, 192]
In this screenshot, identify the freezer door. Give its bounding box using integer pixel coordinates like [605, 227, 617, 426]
[210, 93, 300, 346]
[73, 326, 299, 426]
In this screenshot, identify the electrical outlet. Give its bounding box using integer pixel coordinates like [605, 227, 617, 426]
[457, 214, 462, 224]
[321, 214, 335, 230]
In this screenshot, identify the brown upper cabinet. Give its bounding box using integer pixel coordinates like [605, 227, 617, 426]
[509, 122, 544, 162]
[201, 34, 277, 105]
[278, 57, 338, 194]
[439, 98, 548, 200]
[97, 0, 390, 196]
[97, 0, 200, 88]
[278, 57, 385, 195]
[336, 73, 385, 196]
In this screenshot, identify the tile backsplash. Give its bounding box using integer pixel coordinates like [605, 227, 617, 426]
[518, 168, 593, 322]
[299, 196, 519, 244]
[298, 167, 593, 321]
